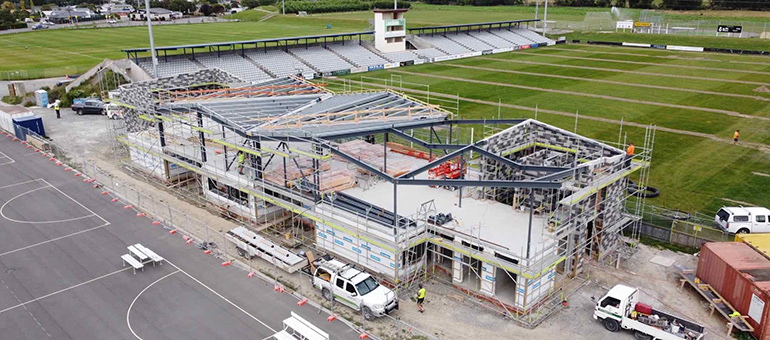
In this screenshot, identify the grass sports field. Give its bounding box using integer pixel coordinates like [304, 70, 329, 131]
[1, 5, 769, 214]
[3, 4, 770, 77]
[336, 44, 770, 213]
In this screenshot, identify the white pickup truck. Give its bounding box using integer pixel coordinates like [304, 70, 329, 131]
[593, 284, 706, 340]
[311, 258, 398, 320]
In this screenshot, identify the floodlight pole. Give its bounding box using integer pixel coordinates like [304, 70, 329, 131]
[144, 0, 158, 78]
[542, 0, 548, 37]
[282, 0, 285, 15]
[394, 0, 397, 9]
[535, 0, 538, 21]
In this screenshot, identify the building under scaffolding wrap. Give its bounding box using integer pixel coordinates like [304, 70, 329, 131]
[109, 69, 654, 327]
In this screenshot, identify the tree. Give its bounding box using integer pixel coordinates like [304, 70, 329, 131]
[169, 0, 193, 13]
[0, 8, 13, 23]
[212, 3, 224, 14]
[29, 0, 34, 10]
[40, 3, 51, 10]
[1, 1, 14, 10]
[242, 0, 258, 8]
[19, 0, 26, 11]
[199, 3, 211, 15]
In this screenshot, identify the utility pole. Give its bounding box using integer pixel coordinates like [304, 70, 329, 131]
[144, 0, 158, 78]
[535, 0, 538, 21]
[542, 0, 548, 37]
[394, 0, 397, 9]
[282, 0, 285, 15]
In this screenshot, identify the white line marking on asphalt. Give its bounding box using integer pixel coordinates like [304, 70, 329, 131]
[0, 266, 134, 315]
[167, 260, 278, 333]
[1, 277, 51, 337]
[0, 222, 111, 257]
[0, 185, 98, 224]
[0, 178, 43, 190]
[40, 179, 110, 226]
[126, 270, 180, 340]
[0, 150, 14, 166]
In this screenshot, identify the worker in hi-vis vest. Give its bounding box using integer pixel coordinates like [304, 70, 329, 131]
[416, 283, 426, 313]
[237, 151, 245, 175]
[54, 101, 60, 119]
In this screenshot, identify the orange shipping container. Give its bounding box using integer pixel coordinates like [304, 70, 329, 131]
[697, 242, 770, 339]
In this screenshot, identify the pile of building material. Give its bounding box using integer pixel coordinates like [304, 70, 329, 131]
[264, 159, 331, 187]
[319, 169, 356, 193]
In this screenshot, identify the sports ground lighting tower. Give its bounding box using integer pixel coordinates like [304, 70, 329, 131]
[144, 0, 158, 78]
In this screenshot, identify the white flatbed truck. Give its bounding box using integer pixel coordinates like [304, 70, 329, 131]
[593, 284, 706, 340]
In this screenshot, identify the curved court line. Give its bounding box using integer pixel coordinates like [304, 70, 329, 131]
[126, 270, 180, 340]
[0, 185, 96, 224]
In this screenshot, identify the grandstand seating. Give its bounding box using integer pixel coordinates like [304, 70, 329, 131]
[247, 50, 315, 78]
[196, 54, 272, 83]
[383, 50, 420, 63]
[471, 31, 516, 49]
[139, 57, 200, 78]
[489, 29, 535, 46]
[289, 46, 355, 73]
[418, 35, 472, 55]
[444, 33, 495, 51]
[413, 48, 446, 59]
[326, 44, 389, 68]
[512, 28, 555, 45]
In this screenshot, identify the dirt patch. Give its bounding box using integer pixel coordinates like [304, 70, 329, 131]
[754, 86, 770, 93]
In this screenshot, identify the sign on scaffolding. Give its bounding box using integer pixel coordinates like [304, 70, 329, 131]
[616, 20, 633, 31]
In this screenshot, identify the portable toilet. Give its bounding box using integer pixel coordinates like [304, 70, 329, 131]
[34, 90, 49, 107]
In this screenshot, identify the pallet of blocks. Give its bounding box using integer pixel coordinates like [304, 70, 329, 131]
[264, 159, 331, 187]
[319, 169, 356, 193]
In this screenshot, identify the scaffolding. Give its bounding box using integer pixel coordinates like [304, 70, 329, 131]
[108, 73, 654, 328]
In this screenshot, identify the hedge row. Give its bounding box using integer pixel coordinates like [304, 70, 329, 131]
[0, 22, 28, 31]
[283, 0, 410, 14]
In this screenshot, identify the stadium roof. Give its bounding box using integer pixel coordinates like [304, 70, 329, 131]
[407, 19, 540, 34]
[122, 31, 375, 54]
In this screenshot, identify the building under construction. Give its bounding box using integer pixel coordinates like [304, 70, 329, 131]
[110, 69, 654, 326]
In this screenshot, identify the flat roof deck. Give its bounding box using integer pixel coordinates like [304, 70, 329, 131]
[340, 151, 555, 260]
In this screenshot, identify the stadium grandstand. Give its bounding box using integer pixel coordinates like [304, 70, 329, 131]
[122, 19, 551, 82]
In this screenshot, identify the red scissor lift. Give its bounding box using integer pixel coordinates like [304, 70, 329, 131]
[428, 157, 466, 187]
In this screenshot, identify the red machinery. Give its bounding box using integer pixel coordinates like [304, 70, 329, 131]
[428, 157, 466, 182]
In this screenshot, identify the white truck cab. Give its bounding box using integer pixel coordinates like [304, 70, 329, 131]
[593, 284, 705, 340]
[312, 259, 398, 320]
[715, 206, 770, 234]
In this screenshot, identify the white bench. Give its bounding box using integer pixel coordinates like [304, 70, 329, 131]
[127, 245, 149, 262]
[121, 254, 144, 274]
[271, 330, 295, 340]
[283, 311, 329, 340]
[134, 244, 164, 266]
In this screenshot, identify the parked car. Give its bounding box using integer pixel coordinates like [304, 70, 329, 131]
[715, 206, 770, 234]
[71, 98, 104, 115]
[31, 24, 48, 30]
[311, 258, 398, 320]
[103, 103, 124, 119]
[107, 19, 118, 24]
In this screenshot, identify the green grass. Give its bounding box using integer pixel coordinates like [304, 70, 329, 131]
[231, 9, 273, 21]
[561, 32, 770, 51]
[337, 44, 770, 213]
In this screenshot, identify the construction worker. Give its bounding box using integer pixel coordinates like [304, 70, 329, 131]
[54, 100, 60, 119]
[416, 283, 426, 313]
[733, 130, 740, 146]
[625, 142, 634, 168]
[237, 151, 245, 175]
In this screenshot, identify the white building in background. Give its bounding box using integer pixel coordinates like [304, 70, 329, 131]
[373, 8, 407, 53]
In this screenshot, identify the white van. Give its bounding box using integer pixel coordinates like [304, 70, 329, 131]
[715, 206, 770, 234]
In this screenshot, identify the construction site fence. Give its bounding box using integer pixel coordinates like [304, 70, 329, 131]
[634, 204, 730, 250]
[8, 123, 448, 340]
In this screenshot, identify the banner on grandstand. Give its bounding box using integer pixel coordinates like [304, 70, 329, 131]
[331, 69, 351, 76]
[493, 47, 513, 54]
[616, 20, 633, 30]
[482, 50, 493, 55]
[531, 43, 540, 48]
[351, 67, 368, 74]
[414, 59, 425, 65]
[399, 61, 414, 67]
[666, 45, 704, 52]
[520, 45, 531, 50]
[367, 65, 384, 71]
[384, 63, 400, 69]
[717, 25, 742, 33]
[621, 42, 651, 48]
[651, 44, 667, 49]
